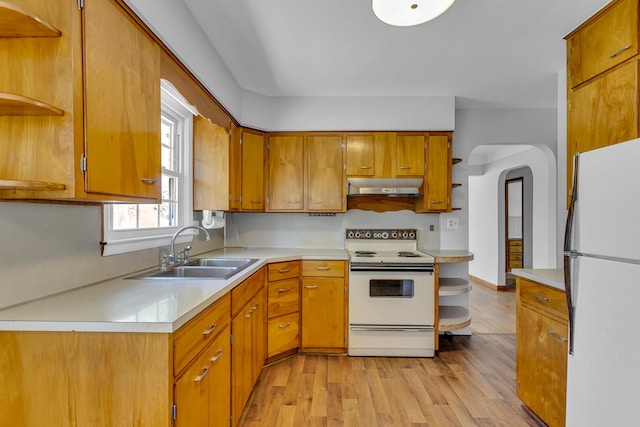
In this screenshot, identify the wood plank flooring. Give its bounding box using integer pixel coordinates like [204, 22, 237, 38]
[242, 282, 536, 427]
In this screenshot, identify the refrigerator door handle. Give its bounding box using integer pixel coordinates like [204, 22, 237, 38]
[563, 153, 580, 355]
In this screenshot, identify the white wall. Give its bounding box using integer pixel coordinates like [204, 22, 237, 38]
[468, 146, 557, 286]
[0, 203, 222, 309]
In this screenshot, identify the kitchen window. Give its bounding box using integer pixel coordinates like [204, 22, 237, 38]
[102, 81, 196, 255]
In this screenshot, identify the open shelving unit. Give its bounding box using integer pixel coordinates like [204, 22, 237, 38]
[438, 278, 472, 331]
[0, 1, 61, 37]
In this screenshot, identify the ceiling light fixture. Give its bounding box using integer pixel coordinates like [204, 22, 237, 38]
[372, 0, 455, 27]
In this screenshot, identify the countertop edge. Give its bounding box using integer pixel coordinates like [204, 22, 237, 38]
[511, 268, 565, 291]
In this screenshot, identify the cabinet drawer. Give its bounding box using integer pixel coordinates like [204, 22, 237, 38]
[267, 278, 300, 318]
[267, 312, 300, 357]
[268, 261, 300, 281]
[509, 253, 523, 261]
[518, 278, 568, 321]
[510, 261, 523, 269]
[231, 267, 266, 316]
[301, 260, 345, 277]
[173, 293, 230, 376]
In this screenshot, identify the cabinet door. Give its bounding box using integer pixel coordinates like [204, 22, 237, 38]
[301, 278, 345, 349]
[251, 288, 267, 385]
[231, 302, 253, 426]
[83, 0, 161, 200]
[174, 348, 211, 426]
[193, 116, 230, 210]
[267, 135, 304, 211]
[208, 326, 231, 427]
[567, 0, 638, 88]
[396, 135, 425, 176]
[345, 134, 375, 176]
[425, 135, 451, 211]
[516, 305, 568, 427]
[307, 135, 344, 211]
[567, 60, 639, 205]
[229, 123, 242, 210]
[241, 131, 265, 211]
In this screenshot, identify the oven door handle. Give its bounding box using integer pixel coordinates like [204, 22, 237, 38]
[350, 326, 434, 333]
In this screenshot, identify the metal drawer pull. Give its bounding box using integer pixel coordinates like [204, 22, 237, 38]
[398, 166, 411, 169]
[140, 178, 157, 184]
[288, 200, 301, 204]
[252, 303, 259, 310]
[278, 322, 291, 329]
[431, 200, 443, 204]
[245, 311, 254, 318]
[278, 287, 291, 293]
[310, 201, 323, 204]
[250, 200, 261, 203]
[304, 285, 318, 289]
[610, 45, 632, 58]
[550, 331, 568, 342]
[533, 293, 549, 302]
[278, 268, 290, 273]
[316, 266, 330, 270]
[210, 349, 224, 363]
[194, 366, 210, 382]
[359, 166, 373, 169]
[202, 324, 217, 336]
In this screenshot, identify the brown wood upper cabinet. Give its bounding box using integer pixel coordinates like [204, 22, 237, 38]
[345, 134, 375, 176]
[396, 134, 426, 176]
[565, 0, 640, 206]
[422, 134, 452, 212]
[267, 133, 345, 212]
[566, 0, 638, 89]
[240, 130, 265, 211]
[0, 0, 161, 202]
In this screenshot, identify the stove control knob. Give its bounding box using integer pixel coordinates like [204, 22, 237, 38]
[391, 231, 398, 239]
[347, 231, 354, 238]
[354, 231, 361, 238]
[402, 232, 409, 238]
[365, 231, 372, 238]
[381, 231, 389, 239]
[409, 231, 416, 239]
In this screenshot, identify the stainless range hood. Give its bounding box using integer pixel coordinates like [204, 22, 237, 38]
[347, 178, 423, 197]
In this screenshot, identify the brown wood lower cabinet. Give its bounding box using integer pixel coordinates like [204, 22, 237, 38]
[266, 261, 301, 360]
[231, 268, 266, 427]
[516, 277, 568, 427]
[301, 260, 347, 352]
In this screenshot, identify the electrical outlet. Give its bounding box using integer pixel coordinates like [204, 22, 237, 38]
[446, 218, 459, 229]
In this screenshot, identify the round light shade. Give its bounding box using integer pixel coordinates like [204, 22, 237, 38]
[372, 0, 455, 26]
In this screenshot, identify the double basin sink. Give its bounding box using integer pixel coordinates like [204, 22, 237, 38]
[128, 258, 259, 280]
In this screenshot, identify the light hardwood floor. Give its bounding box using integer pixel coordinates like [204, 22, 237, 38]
[241, 282, 536, 427]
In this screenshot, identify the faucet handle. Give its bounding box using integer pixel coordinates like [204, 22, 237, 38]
[161, 254, 169, 270]
[184, 245, 192, 263]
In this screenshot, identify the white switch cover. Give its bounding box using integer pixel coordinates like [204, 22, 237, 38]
[446, 218, 459, 229]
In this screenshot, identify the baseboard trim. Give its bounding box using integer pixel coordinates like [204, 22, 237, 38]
[468, 274, 508, 291]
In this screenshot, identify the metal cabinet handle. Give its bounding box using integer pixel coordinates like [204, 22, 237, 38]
[278, 322, 291, 329]
[202, 324, 217, 336]
[245, 310, 254, 318]
[250, 200, 262, 204]
[304, 285, 318, 289]
[252, 303, 259, 310]
[194, 366, 210, 382]
[210, 349, 224, 363]
[316, 266, 330, 270]
[278, 287, 291, 293]
[278, 268, 290, 273]
[398, 166, 411, 170]
[140, 178, 157, 184]
[288, 200, 301, 204]
[310, 201, 323, 204]
[550, 331, 568, 342]
[533, 293, 549, 302]
[430, 200, 443, 204]
[359, 166, 373, 169]
[610, 45, 632, 58]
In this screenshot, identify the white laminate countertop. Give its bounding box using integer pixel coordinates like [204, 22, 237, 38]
[422, 249, 474, 263]
[0, 247, 348, 334]
[511, 268, 565, 291]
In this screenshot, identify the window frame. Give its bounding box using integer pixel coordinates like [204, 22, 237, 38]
[101, 80, 197, 256]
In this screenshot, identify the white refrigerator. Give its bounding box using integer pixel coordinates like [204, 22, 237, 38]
[564, 138, 640, 426]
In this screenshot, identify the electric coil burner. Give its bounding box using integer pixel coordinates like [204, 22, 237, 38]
[345, 229, 435, 357]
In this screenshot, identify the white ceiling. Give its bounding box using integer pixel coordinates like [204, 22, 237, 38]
[182, 0, 609, 110]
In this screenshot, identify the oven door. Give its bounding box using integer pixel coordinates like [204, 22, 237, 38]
[348, 269, 434, 326]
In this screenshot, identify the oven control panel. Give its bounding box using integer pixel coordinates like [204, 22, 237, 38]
[345, 229, 417, 240]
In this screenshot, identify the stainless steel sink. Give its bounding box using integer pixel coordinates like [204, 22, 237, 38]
[128, 258, 259, 280]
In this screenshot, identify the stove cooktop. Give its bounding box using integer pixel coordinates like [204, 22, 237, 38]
[345, 229, 435, 263]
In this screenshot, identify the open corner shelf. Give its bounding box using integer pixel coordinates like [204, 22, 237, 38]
[0, 1, 61, 37]
[0, 179, 66, 191]
[452, 158, 462, 165]
[439, 305, 471, 331]
[0, 93, 64, 116]
[452, 183, 462, 188]
[439, 277, 472, 296]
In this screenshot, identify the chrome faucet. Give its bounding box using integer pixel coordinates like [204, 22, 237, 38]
[167, 225, 211, 266]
